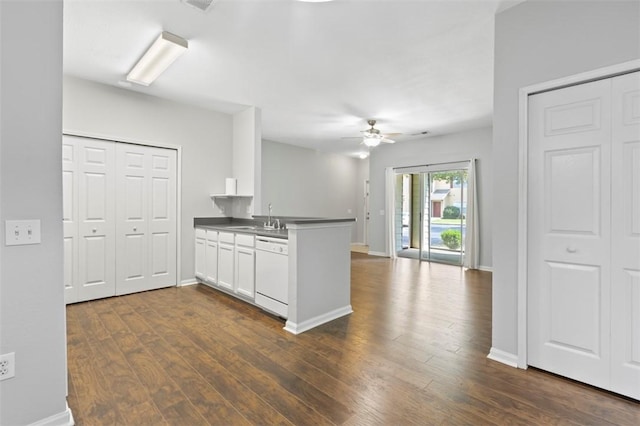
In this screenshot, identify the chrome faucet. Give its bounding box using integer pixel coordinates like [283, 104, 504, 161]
[268, 203, 272, 226]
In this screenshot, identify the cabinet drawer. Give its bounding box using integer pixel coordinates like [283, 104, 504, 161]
[206, 230, 218, 241]
[195, 227, 206, 239]
[236, 233, 255, 247]
[219, 232, 235, 244]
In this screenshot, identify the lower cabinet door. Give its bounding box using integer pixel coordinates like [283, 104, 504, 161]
[235, 247, 255, 299]
[218, 243, 234, 291]
[205, 237, 218, 284]
[195, 237, 206, 279]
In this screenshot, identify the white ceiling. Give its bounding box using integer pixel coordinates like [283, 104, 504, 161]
[63, 0, 523, 156]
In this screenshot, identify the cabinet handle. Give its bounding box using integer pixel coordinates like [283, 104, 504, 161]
[92, 228, 97, 233]
[133, 227, 137, 232]
[566, 246, 577, 253]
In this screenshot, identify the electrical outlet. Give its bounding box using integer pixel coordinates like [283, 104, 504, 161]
[0, 352, 15, 380]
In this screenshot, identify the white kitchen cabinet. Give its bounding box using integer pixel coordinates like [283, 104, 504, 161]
[205, 230, 218, 284]
[194, 228, 206, 280]
[235, 234, 255, 299]
[217, 232, 235, 291]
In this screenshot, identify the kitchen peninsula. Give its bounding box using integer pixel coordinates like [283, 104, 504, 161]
[194, 216, 355, 334]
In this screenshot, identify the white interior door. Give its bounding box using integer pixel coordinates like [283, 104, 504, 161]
[527, 78, 612, 389]
[116, 144, 177, 295]
[76, 137, 116, 302]
[611, 72, 640, 400]
[147, 146, 177, 290]
[62, 138, 79, 304]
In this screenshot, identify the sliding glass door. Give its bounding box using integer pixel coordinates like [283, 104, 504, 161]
[396, 164, 468, 266]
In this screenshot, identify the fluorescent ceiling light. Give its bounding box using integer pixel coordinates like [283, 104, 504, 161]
[127, 31, 188, 86]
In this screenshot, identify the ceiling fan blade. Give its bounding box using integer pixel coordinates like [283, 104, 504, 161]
[383, 132, 402, 138]
[381, 138, 395, 144]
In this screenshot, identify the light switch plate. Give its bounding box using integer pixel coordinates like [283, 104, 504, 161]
[5, 220, 41, 246]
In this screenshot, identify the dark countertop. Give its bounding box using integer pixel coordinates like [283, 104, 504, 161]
[193, 216, 356, 240]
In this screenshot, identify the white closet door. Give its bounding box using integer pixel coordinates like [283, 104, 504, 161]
[147, 146, 177, 290]
[528, 79, 612, 389]
[77, 137, 117, 302]
[611, 72, 640, 400]
[62, 137, 79, 304]
[116, 144, 176, 295]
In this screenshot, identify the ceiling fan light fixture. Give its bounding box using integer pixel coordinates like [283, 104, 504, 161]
[127, 31, 188, 86]
[363, 134, 382, 147]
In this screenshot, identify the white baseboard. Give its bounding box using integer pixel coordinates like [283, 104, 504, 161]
[29, 403, 74, 426]
[478, 265, 493, 272]
[284, 305, 353, 335]
[367, 251, 388, 257]
[179, 278, 198, 287]
[487, 347, 518, 368]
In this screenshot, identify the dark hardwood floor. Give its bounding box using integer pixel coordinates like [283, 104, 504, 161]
[66, 253, 640, 425]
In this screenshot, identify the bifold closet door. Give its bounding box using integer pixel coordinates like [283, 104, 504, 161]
[528, 71, 639, 400]
[115, 144, 177, 295]
[62, 135, 116, 304]
[610, 72, 640, 400]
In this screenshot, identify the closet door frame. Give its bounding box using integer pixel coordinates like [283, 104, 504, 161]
[63, 131, 183, 291]
[514, 59, 640, 370]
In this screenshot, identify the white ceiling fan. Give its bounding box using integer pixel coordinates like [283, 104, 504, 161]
[344, 120, 401, 147]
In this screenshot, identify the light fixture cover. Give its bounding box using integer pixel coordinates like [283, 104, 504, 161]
[363, 135, 382, 147]
[127, 31, 188, 86]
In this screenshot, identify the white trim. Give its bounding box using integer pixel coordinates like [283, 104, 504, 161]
[180, 278, 198, 286]
[477, 265, 493, 272]
[367, 251, 388, 257]
[28, 403, 74, 426]
[516, 58, 640, 370]
[487, 347, 519, 368]
[63, 130, 183, 292]
[284, 305, 353, 335]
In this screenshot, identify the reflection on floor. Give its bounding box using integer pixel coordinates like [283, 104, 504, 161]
[350, 243, 369, 254]
[397, 247, 462, 265]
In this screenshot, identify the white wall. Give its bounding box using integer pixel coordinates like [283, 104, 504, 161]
[63, 76, 233, 284]
[492, 0, 640, 357]
[0, 1, 70, 425]
[261, 140, 361, 240]
[368, 126, 493, 268]
[232, 106, 262, 217]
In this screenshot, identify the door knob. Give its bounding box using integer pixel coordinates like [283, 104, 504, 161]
[92, 228, 97, 233]
[133, 227, 137, 232]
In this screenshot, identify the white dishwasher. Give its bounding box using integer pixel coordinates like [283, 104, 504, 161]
[255, 236, 289, 318]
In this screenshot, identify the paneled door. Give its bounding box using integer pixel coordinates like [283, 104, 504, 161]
[62, 138, 78, 303]
[611, 72, 640, 399]
[528, 72, 640, 400]
[115, 144, 177, 295]
[62, 135, 117, 303]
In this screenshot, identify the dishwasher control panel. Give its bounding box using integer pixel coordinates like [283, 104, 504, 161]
[256, 237, 288, 255]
